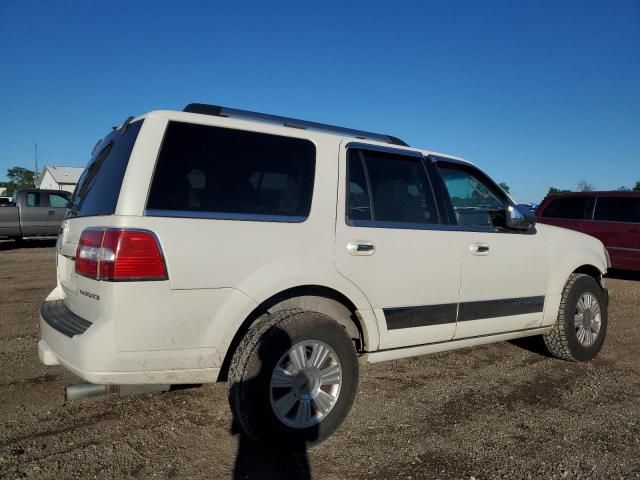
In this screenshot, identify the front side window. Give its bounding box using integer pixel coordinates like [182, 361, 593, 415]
[437, 164, 507, 228]
[347, 149, 438, 226]
[147, 122, 316, 221]
[541, 197, 588, 220]
[594, 197, 640, 223]
[49, 193, 70, 208]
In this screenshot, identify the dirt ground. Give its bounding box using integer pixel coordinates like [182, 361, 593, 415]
[1, 239, 639, 479]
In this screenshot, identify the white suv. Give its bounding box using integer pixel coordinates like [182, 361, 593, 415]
[39, 104, 609, 444]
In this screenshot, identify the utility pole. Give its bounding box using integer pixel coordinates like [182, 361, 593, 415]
[34, 143, 38, 187]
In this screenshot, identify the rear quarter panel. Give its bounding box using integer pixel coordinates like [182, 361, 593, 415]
[109, 114, 379, 354]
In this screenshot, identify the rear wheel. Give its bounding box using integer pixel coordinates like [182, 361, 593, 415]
[543, 273, 608, 362]
[228, 309, 359, 446]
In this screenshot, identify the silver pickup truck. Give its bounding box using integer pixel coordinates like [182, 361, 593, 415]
[0, 189, 71, 240]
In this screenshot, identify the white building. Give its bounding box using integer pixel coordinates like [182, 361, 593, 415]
[38, 165, 84, 193]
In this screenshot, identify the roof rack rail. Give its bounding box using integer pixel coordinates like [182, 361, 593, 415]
[183, 103, 409, 147]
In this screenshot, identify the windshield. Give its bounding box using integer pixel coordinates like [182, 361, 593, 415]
[67, 120, 143, 218]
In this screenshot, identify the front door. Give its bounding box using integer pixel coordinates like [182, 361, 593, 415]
[334, 144, 461, 349]
[435, 160, 548, 339]
[44, 191, 71, 233]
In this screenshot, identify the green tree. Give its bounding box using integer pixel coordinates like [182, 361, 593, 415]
[547, 187, 572, 195]
[634, 181, 640, 192]
[577, 180, 594, 192]
[7, 166, 35, 188]
[1, 167, 36, 196]
[498, 182, 510, 194]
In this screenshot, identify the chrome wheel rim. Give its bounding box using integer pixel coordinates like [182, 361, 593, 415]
[574, 292, 602, 347]
[269, 340, 342, 429]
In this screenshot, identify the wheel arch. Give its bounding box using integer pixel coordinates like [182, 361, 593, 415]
[573, 264, 605, 284]
[218, 285, 367, 381]
[542, 262, 607, 327]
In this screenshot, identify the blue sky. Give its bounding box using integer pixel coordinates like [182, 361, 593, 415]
[0, 1, 638, 202]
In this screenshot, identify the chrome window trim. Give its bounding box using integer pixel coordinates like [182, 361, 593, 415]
[145, 209, 307, 223]
[347, 219, 535, 234]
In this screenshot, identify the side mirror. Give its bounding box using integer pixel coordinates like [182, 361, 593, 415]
[506, 204, 536, 230]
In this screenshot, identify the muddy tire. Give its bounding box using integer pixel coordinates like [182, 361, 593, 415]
[543, 273, 608, 362]
[228, 309, 359, 446]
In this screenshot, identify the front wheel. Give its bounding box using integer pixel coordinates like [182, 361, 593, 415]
[543, 273, 608, 362]
[228, 309, 359, 446]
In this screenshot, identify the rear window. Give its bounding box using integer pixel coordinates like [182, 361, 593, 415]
[540, 196, 588, 220]
[67, 120, 143, 218]
[594, 197, 640, 223]
[146, 122, 316, 221]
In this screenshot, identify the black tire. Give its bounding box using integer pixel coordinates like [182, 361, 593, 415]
[228, 309, 359, 446]
[543, 273, 608, 362]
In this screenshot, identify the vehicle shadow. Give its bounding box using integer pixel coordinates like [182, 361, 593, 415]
[509, 336, 555, 359]
[230, 324, 315, 480]
[0, 238, 57, 251]
[606, 269, 640, 281]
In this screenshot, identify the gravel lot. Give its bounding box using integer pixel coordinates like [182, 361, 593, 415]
[1, 239, 639, 479]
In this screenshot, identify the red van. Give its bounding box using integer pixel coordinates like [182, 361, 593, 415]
[537, 192, 640, 271]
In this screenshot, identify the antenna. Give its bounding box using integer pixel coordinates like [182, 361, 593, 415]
[34, 143, 38, 187]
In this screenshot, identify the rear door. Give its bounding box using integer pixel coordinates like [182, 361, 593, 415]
[582, 195, 640, 270]
[435, 160, 548, 338]
[19, 191, 50, 236]
[334, 144, 460, 349]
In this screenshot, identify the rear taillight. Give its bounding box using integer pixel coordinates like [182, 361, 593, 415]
[75, 228, 168, 281]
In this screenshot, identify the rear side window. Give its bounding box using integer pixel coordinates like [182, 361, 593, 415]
[67, 120, 144, 218]
[346, 149, 438, 226]
[541, 197, 588, 220]
[146, 122, 316, 221]
[594, 197, 640, 223]
[26, 192, 41, 207]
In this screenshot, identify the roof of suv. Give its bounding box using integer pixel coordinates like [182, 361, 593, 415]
[135, 104, 471, 167]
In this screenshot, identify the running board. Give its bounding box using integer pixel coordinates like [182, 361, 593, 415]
[366, 327, 552, 363]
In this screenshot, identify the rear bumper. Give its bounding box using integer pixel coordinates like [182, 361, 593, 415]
[41, 300, 92, 337]
[39, 297, 221, 385]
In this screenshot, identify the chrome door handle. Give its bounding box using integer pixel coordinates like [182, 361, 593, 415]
[347, 241, 376, 256]
[470, 243, 490, 255]
[48, 210, 56, 215]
